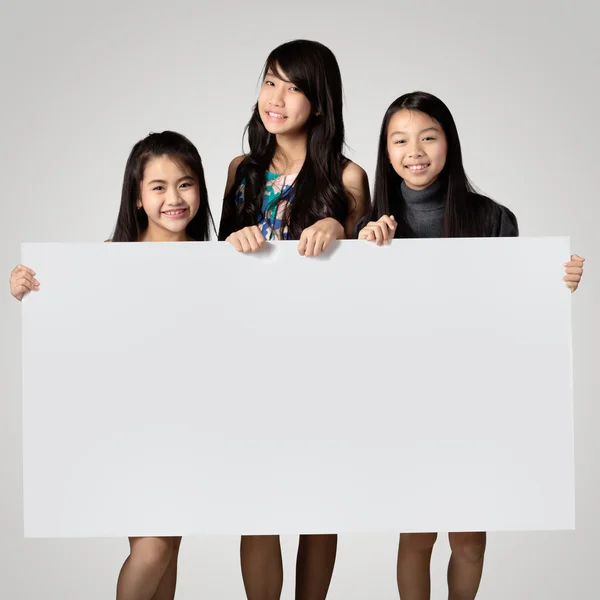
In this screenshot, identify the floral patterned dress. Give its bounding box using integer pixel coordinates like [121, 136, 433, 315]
[235, 171, 298, 240]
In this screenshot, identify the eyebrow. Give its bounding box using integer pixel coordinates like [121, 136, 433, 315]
[265, 70, 291, 83]
[389, 127, 440, 136]
[146, 176, 195, 185]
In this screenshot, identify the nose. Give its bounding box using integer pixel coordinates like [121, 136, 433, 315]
[407, 140, 424, 158]
[167, 187, 184, 205]
[269, 86, 284, 108]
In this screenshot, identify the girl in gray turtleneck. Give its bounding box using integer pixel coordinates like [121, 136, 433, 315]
[357, 90, 584, 600]
[358, 91, 522, 243]
[396, 177, 517, 238]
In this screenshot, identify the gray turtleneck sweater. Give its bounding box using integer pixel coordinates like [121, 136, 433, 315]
[401, 180, 447, 238]
[401, 180, 518, 238]
[354, 181, 519, 238]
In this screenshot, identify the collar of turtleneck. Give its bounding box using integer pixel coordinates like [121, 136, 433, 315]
[400, 179, 445, 212]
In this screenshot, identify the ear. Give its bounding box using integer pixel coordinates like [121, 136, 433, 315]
[136, 197, 142, 209]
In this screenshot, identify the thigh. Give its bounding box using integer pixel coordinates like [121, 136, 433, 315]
[127, 536, 179, 559]
[399, 532, 438, 551]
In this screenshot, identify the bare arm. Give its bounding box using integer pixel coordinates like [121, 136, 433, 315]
[341, 161, 371, 239]
[224, 154, 246, 197]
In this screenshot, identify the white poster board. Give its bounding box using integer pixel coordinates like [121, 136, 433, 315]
[21, 238, 574, 537]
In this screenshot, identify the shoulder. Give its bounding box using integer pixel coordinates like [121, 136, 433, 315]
[469, 193, 519, 236]
[496, 202, 517, 224]
[104, 239, 112, 243]
[477, 194, 517, 223]
[223, 154, 248, 198]
[342, 160, 368, 189]
[228, 154, 247, 174]
[341, 160, 370, 211]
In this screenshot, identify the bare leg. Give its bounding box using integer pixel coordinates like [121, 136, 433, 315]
[240, 535, 283, 600]
[397, 533, 437, 600]
[447, 532, 486, 600]
[152, 537, 182, 600]
[295, 534, 337, 600]
[116, 536, 180, 600]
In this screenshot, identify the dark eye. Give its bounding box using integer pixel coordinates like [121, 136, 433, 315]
[264, 80, 274, 86]
[423, 136, 435, 141]
[180, 182, 192, 188]
[153, 186, 164, 191]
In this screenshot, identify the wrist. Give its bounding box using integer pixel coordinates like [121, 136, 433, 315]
[325, 217, 345, 238]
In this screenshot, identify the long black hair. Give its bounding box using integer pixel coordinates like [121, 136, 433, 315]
[112, 131, 215, 242]
[218, 39, 351, 241]
[370, 91, 510, 238]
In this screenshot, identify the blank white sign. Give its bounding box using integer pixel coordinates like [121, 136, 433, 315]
[21, 238, 574, 538]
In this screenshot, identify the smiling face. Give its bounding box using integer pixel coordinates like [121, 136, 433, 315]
[387, 109, 448, 190]
[257, 64, 314, 137]
[137, 154, 200, 241]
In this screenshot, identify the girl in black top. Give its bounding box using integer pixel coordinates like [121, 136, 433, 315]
[358, 91, 584, 600]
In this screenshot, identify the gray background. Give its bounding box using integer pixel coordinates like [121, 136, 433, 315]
[1, 0, 598, 598]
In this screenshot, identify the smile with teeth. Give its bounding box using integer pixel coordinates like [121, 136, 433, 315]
[267, 111, 286, 119]
[163, 208, 187, 216]
[406, 164, 430, 172]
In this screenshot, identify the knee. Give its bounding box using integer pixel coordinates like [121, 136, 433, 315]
[449, 532, 486, 563]
[400, 532, 438, 553]
[130, 537, 175, 571]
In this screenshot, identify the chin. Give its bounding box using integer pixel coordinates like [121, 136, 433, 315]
[263, 122, 288, 135]
[260, 115, 293, 135]
[164, 223, 189, 234]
